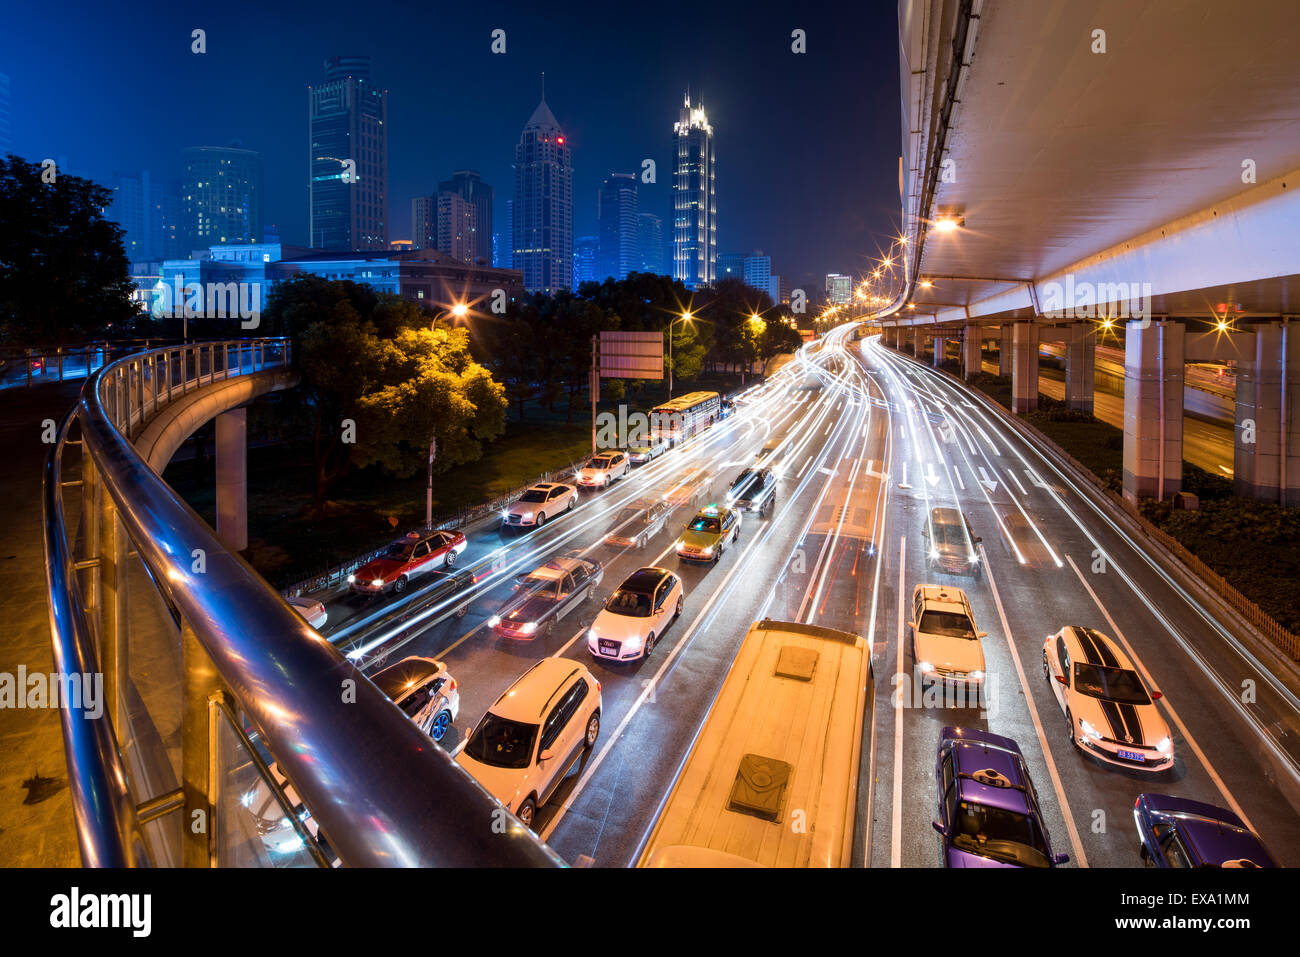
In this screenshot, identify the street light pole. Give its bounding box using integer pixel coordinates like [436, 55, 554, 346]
[425, 302, 468, 528]
[668, 311, 693, 400]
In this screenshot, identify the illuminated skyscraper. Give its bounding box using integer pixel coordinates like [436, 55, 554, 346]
[512, 93, 573, 293]
[309, 56, 388, 250]
[598, 173, 638, 281]
[180, 146, 261, 252]
[637, 213, 665, 276]
[672, 92, 715, 290]
[438, 170, 493, 264]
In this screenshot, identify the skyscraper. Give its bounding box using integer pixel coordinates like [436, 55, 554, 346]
[513, 93, 573, 294]
[504, 201, 513, 269]
[411, 195, 435, 250]
[180, 146, 261, 253]
[637, 213, 665, 276]
[438, 170, 493, 264]
[0, 71, 10, 156]
[717, 252, 745, 283]
[744, 253, 771, 292]
[574, 235, 600, 288]
[436, 190, 476, 263]
[309, 56, 388, 250]
[598, 173, 639, 281]
[111, 170, 181, 262]
[672, 92, 716, 290]
[826, 273, 852, 304]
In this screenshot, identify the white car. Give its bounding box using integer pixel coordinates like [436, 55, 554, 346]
[576, 451, 631, 488]
[286, 595, 328, 629]
[503, 481, 577, 528]
[587, 566, 683, 661]
[910, 584, 987, 690]
[627, 438, 667, 465]
[456, 657, 601, 829]
[369, 656, 460, 742]
[1043, 626, 1174, 772]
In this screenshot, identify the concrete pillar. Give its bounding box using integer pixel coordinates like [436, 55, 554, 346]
[215, 408, 248, 550]
[932, 334, 944, 367]
[1011, 322, 1040, 413]
[897, 326, 912, 354]
[884, 326, 898, 349]
[912, 328, 925, 359]
[1234, 321, 1300, 506]
[1123, 320, 1184, 503]
[999, 324, 1014, 377]
[962, 325, 982, 379]
[1064, 322, 1096, 413]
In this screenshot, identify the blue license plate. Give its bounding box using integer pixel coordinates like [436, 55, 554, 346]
[1117, 749, 1146, 762]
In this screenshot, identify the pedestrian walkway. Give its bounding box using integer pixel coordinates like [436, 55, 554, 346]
[0, 380, 83, 867]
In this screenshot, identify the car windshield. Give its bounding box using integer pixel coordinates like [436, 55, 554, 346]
[586, 456, 613, 469]
[606, 589, 653, 617]
[731, 471, 758, 492]
[383, 543, 415, 561]
[517, 574, 556, 595]
[615, 508, 643, 525]
[919, 610, 977, 639]
[464, 714, 538, 770]
[950, 801, 1051, 868]
[932, 519, 967, 546]
[690, 515, 721, 533]
[518, 489, 549, 503]
[1072, 663, 1151, 705]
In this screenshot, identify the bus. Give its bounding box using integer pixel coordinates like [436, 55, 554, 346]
[650, 390, 721, 447]
[637, 619, 872, 868]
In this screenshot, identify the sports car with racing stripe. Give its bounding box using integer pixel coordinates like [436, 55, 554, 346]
[1042, 625, 1174, 772]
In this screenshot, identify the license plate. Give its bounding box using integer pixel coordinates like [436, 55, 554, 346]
[1117, 749, 1146, 762]
[599, 640, 618, 654]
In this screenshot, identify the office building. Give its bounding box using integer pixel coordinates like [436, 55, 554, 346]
[717, 252, 745, 283]
[672, 92, 715, 290]
[513, 94, 573, 293]
[574, 235, 600, 288]
[111, 170, 181, 262]
[744, 253, 771, 292]
[598, 173, 638, 281]
[438, 170, 493, 264]
[436, 190, 476, 263]
[308, 55, 388, 250]
[411, 195, 436, 250]
[637, 213, 665, 276]
[180, 145, 261, 254]
[826, 273, 852, 304]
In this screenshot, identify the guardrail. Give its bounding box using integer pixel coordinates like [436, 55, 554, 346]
[43, 337, 563, 867]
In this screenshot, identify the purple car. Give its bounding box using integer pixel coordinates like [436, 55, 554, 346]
[1134, 794, 1277, 868]
[933, 726, 1070, 868]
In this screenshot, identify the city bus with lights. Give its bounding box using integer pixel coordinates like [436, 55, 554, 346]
[650, 391, 722, 447]
[636, 619, 872, 868]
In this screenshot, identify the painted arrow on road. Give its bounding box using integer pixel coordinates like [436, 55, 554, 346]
[978, 466, 999, 493]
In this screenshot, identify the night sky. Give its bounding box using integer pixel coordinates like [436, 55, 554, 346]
[4, 0, 900, 288]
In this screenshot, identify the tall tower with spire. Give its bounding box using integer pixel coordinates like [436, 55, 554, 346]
[672, 91, 716, 289]
[512, 81, 573, 293]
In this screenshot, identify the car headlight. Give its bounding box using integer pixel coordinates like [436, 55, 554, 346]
[917, 661, 935, 674]
[701, 546, 713, 555]
[371, 578, 383, 588]
[587, 628, 598, 642]
[519, 622, 537, 636]
[1079, 718, 1103, 741]
[968, 670, 984, 681]
[929, 549, 940, 560]
[501, 510, 510, 520]
[488, 616, 501, 627]
[347, 574, 356, 583]
[1156, 736, 1172, 755]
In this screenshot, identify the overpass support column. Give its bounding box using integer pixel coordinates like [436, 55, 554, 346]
[1234, 322, 1300, 506]
[1012, 322, 1039, 413]
[962, 325, 982, 379]
[884, 326, 898, 349]
[1065, 322, 1096, 413]
[1123, 320, 1184, 503]
[897, 326, 912, 354]
[999, 325, 1014, 377]
[215, 407, 248, 551]
[912, 328, 925, 359]
[932, 333, 944, 368]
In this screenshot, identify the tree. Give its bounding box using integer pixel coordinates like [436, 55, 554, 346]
[0, 154, 137, 345]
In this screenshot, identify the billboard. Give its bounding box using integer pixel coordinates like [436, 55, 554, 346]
[599, 330, 663, 380]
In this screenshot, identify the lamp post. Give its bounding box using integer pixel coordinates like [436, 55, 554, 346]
[427, 302, 469, 527]
[667, 310, 693, 399]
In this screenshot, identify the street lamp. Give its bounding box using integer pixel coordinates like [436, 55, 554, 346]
[667, 310, 694, 399]
[426, 302, 469, 527]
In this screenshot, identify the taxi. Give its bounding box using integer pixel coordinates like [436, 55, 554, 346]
[675, 504, 741, 563]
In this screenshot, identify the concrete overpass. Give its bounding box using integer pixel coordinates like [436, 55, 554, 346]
[879, 0, 1300, 505]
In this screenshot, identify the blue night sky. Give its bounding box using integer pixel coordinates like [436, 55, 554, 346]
[4, 0, 900, 288]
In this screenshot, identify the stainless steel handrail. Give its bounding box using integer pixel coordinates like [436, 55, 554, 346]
[45, 337, 563, 867]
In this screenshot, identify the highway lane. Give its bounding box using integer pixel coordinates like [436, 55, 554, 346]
[864, 336, 1300, 867]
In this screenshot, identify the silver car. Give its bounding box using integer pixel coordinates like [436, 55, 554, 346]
[370, 656, 461, 742]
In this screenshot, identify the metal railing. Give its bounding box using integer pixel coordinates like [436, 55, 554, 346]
[43, 337, 563, 867]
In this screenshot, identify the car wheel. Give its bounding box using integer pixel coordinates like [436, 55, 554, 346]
[445, 550, 457, 568]
[645, 631, 656, 656]
[567, 496, 575, 512]
[1065, 708, 1076, 746]
[1042, 650, 1050, 681]
[517, 797, 537, 829]
[544, 618, 557, 639]
[636, 534, 645, 549]
[587, 584, 596, 601]
[584, 710, 601, 750]
[429, 709, 452, 742]
[393, 576, 408, 595]
[673, 597, 682, 619]
[455, 602, 468, 619]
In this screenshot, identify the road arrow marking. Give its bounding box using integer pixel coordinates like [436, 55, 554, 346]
[978, 466, 998, 493]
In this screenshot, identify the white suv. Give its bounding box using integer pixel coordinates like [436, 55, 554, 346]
[503, 481, 577, 528]
[577, 451, 631, 488]
[456, 658, 601, 829]
[910, 584, 987, 691]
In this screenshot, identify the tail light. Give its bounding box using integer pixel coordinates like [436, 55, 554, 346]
[595, 680, 602, 694]
[449, 678, 458, 692]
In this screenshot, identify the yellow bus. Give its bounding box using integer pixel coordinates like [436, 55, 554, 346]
[637, 619, 872, 867]
[650, 391, 721, 447]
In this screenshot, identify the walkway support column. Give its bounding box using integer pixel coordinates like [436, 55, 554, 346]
[912, 327, 925, 359]
[1123, 320, 1184, 503]
[932, 333, 944, 368]
[962, 324, 981, 379]
[1065, 322, 1095, 413]
[215, 408, 248, 551]
[1234, 321, 1300, 506]
[1012, 322, 1039, 414]
[999, 324, 1014, 377]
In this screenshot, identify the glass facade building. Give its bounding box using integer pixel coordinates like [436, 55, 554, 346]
[180, 146, 261, 254]
[672, 93, 715, 290]
[598, 173, 639, 281]
[637, 212, 665, 276]
[438, 170, 493, 264]
[309, 56, 388, 250]
[512, 96, 573, 293]
[574, 235, 600, 288]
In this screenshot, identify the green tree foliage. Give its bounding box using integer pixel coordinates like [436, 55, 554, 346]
[0, 154, 136, 345]
[263, 276, 506, 507]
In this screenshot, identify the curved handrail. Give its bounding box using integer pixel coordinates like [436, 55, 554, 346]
[46, 339, 563, 867]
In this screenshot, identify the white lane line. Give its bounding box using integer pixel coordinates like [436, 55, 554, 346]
[981, 542, 1089, 867]
[1066, 554, 1254, 831]
[953, 465, 966, 491]
[797, 454, 813, 478]
[1008, 469, 1028, 496]
[891, 536, 906, 868]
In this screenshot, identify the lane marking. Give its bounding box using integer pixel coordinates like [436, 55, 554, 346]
[981, 542, 1089, 867]
[892, 535, 905, 868]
